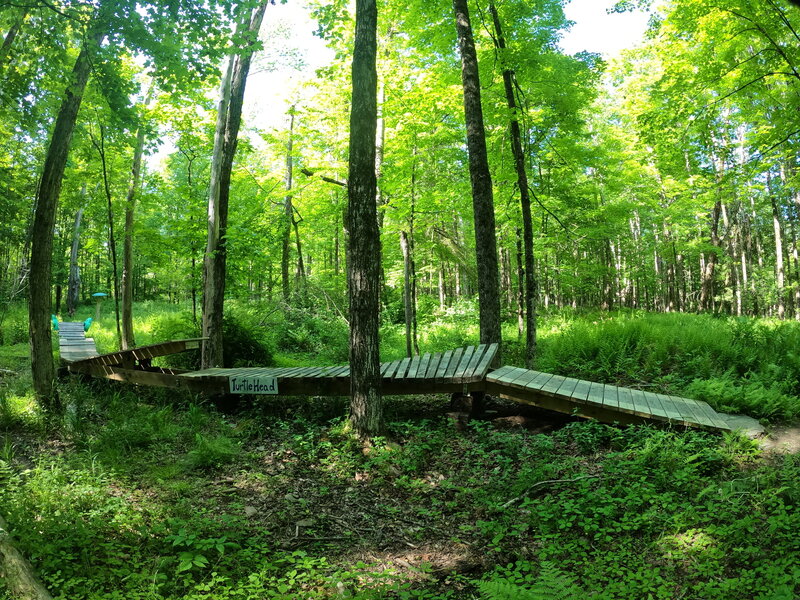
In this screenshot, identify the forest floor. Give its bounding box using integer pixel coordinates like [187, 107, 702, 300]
[2, 308, 800, 599]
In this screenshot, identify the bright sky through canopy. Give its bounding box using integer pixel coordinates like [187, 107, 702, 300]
[560, 0, 650, 57]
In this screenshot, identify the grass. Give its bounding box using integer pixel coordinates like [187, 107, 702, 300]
[2, 302, 800, 597]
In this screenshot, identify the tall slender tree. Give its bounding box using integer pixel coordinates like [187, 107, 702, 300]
[29, 7, 104, 412]
[202, 0, 268, 368]
[347, 0, 382, 437]
[453, 0, 501, 356]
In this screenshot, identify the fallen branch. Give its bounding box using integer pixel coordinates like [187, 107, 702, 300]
[0, 515, 53, 600]
[0, 369, 17, 377]
[500, 475, 600, 510]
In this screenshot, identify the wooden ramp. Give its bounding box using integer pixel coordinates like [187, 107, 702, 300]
[485, 366, 759, 433]
[180, 343, 500, 396]
[57, 322, 99, 363]
[65, 338, 762, 434]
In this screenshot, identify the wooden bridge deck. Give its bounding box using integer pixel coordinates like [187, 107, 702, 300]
[485, 365, 736, 431]
[64, 338, 762, 434]
[180, 343, 500, 396]
[57, 322, 99, 363]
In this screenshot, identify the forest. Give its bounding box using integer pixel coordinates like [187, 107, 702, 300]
[2, 0, 800, 598]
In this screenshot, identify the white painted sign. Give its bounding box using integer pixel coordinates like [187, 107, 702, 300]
[229, 376, 278, 395]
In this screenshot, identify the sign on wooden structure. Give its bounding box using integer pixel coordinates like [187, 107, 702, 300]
[229, 376, 278, 395]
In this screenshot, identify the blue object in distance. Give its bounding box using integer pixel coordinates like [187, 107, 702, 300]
[51, 315, 59, 331]
[83, 317, 93, 332]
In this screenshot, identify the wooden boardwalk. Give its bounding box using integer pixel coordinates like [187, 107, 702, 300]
[180, 343, 500, 396]
[57, 321, 99, 363]
[64, 339, 762, 434]
[486, 365, 734, 431]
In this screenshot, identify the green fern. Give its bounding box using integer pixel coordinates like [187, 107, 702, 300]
[477, 562, 584, 600]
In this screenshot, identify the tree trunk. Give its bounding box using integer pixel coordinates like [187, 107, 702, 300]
[0, 515, 53, 600]
[281, 109, 295, 302]
[66, 201, 84, 317]
[29, 20, 102, 412]
[454, 0, 501, 357]
[772, 190, 786, 319]
[488, 3, 532, 365]
[202, 2, 267, 368]
[121, 87, 152, 350]
[0, 9, 26, 72]
[347, 0, 382, 438]
[91, 124, 122, 349]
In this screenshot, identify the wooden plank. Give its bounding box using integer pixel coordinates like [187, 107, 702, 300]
[540, 375, 567, 396]
[462, 344, 485, 380]
[443, 347, 464, 381]
[671, 395, 716, 428]
[616, 387, 637, 414]
[423, 353, 441, 379]
[380, 360, 394, 376]
[569, 379, 592, 404]
[655, 393, 685, 423]
[525, 371, 555, 392]
[485, 364, 516, 383]
[453, 346, 476, 382]
[394, 357, 412, 379]
[509, 369, 544, 389]
[413, 353, 431, 379]
[434, 350, 454, 382]
[382, 359, 402, 379]
[643, 392, 671, 420]
[629, 389, 653, 418]
[586, 381, 605, 407]
[690, 399, 732, 430]
[602, 385, 619, 410]
[471, 342, 499, 379]
[554, 376, 580, 399]
[492, 366, 528, 385]
[406, 353, 423, 379]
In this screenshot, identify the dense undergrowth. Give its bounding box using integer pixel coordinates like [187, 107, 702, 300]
[1, 302, 800, 598]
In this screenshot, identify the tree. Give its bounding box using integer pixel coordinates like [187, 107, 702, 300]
[488, 2, 536, 367]
[452, 0, 501, 355]
[347, 0, 382, 437]
[29, 6, 104, 412]
[202, 1, 269, 368]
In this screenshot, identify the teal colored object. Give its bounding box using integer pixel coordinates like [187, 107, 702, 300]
[83, 317, 93, 332]
[51, 315, 59, 331]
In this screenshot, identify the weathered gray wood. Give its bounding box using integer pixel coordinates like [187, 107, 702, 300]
[540, 375, 567, 396]
[406, 353, 423, 379]
[570, 379, 592, 404]
[394, 357, 411, 379]
[586, 382, 605, 407]
[414, 353, 431, 379]
[602, 384, 619, 410]
[615, 387, 637, 414]
[525, 371, 555, 391]
[554, 376, 580, 399]
[435, 349, 454, 382]
[443, 347, 464, 380]
[471, 342, 498, 379]
[454, 346, 476, 382]
[424, 353, 442, 379]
